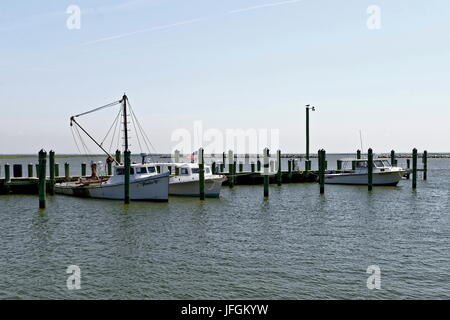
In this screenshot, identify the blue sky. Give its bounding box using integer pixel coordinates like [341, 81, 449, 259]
[1, 0, 449, 154]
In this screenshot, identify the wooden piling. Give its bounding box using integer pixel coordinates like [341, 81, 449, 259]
[251, 162, 255, 173]
[115, 150, 122, 164]
[211, 162, 216, 174]
[107, 162, 112, 176]
[412, 148, 417, 189]
[257, 160, 261, 172]
[38, 150, 47, 209]
[239, 162, 243, 173]
[222, 152, 226, 167]
[55, 163, 60, 177]
[368, 148, 373, 191]
[357, 150, 361, 160]
[263, 148, 269, 199]
[174, 149, 180, 175]
[13, 164, 22, 178]
[423, 150, 428, 180]
[28, 164, 33, 178]
[199, 148, 205, 200]
[81, 163, 87, 177]
[5, 164, 11, 183]
[124, 150, 131, 204]
[391, 150, 396, 166]
[64, 163, 70, 181]
[288, 160, 292, 179]
[49, 150, 55, 195]
[35, 164, 39, 178]
[228, 150, 234, 188]
[406, 159, 411, 179]
[305, 160, 311, 173]
[318, 150, 325, 194]
[277, 150, 282, 186]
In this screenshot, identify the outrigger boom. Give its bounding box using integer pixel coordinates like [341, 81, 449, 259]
[69, 96, 127, 166]
[70, 117, 120, 165]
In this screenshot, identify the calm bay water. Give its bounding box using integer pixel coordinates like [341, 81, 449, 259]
[0, 155, 449, 299]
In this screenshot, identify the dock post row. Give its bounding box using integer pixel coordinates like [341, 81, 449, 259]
[0, 148, 432, 208]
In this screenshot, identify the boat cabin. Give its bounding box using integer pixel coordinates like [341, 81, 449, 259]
[142, 162, 214, 176]
[337, 158, 394, 172]
[175, 163, 212, 176]
[114, 164, 158, 176]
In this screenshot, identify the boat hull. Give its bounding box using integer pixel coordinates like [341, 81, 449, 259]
[55, 173, 169, 201]
[324, 171, 406, 186]
[169, 176, 226, 197]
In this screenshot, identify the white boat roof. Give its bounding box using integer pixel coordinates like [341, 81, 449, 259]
[116, 163, 158, 169]
[338, 158, 390, 161]
[145, 162, 205, 168]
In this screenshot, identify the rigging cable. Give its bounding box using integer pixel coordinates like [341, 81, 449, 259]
[73, 100, 122, 118]
[71, 125, 83, 156]
[100, 107, 122, 148]
[74, 124, 93, 163]
[129, 104, 143, 154]
[109, 107, 122, 154]
[128, 100, 158, 155]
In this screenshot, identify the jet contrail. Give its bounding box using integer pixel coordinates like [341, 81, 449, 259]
[82, 18, 204, 46]
[228, 0, 302, 14]
[82, 0, 302, 46]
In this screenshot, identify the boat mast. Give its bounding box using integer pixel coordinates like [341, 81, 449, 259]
[123, 94, 129, 152]
[122, 94, 131, 204]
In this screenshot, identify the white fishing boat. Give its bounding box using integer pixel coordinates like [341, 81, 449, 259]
[151, 162, 226, 197]
[54, 94, 169, 201]
[325, 158, 406, 186]
[55, 163, 169, 201]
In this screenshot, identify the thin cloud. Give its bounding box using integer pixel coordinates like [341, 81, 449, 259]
[228, 0, 302, 14]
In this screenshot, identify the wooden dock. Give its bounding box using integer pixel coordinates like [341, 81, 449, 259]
[0, 176, 83, 195]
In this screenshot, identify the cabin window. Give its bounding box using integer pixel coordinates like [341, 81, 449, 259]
[356, 161, 368, 169]
[147, 167, 156, 173]
[383, 160, 391, 167]
[205, 168, 211, 174]
[116, 168, 134, 175]
[373, 160, 384, 168]
[136, 167, 147, 174]
[180, 168, 189, 175]
[191, 168, 200, 174]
